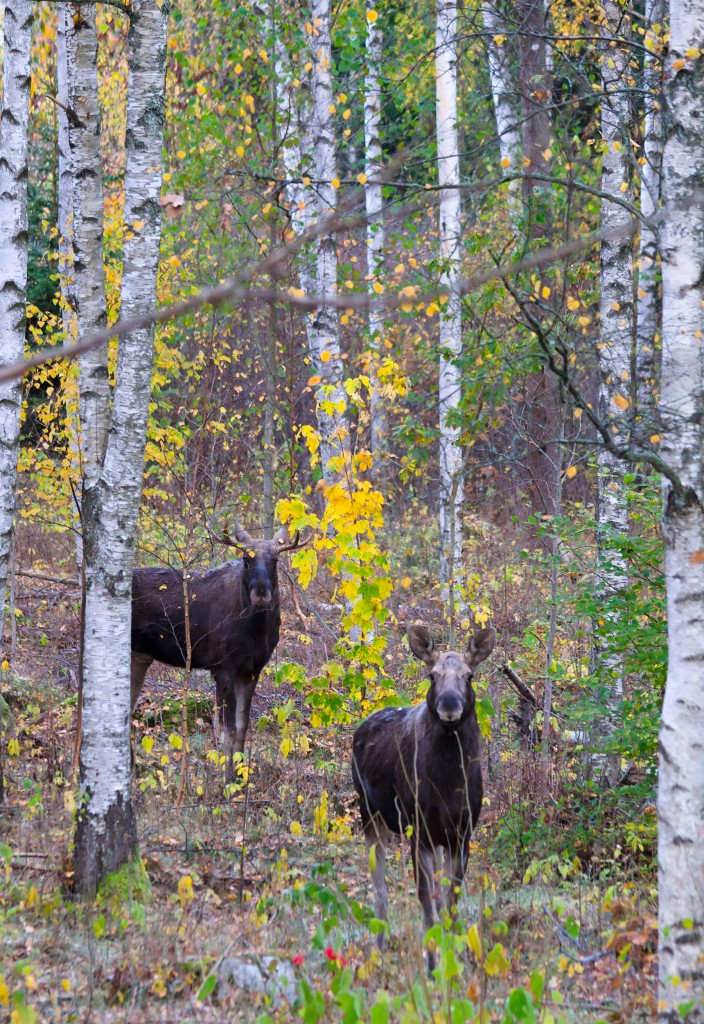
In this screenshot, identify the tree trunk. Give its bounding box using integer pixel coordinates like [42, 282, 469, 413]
[658, 2, 704, 1015]
[516, 0, 551, 235]
[436, 0, 463, 588]
[481, 1, 521, 224]
[365, 0, 386, 470]
[74, 0, 169, 894]
[592, 1, 635, 788]
[0, 0, 33, 641]
[63, 3, 111, 491]
[635, 0, 665, 430]
[308, 0, 349, 482]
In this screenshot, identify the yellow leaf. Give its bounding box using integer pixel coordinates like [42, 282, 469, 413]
[567, 296, 580, 311]
[290, 821, 302, 836]
[132, 220, 145, 231]
[426, 302, 439, 317]
[281, 737, 294, 758]
[26, 886, 39, 908]
[612, 393, 630, 409]
[331, 177, 341, 189]
[686, 47, 702, 59]
[620, 182, 629, 193]
[578, 315, 590, 327]
[373, 281, 384, 294]
[367, 9, 378, 22]
[468, 923, 483, 960]
[328, 104, 337, 115]
[574, 408, 582, 419]
[142, 735, 154, 754]
[541, 285, 551, 299]
[673, 59, 685, 70]
[178, 875, 195, 905]
[343, 109, 351, 120]
[1, 660, 8, 672]
[650, 433, 662, 443]
[234, 63, 243, 74]
[565, 465, 577, 479]
[320, 350, 331, 363]
[500, 156, 510, 168]
[401, 576, 412, 588]
[357, 173, 367, 185]
[308, 374, 322, 387]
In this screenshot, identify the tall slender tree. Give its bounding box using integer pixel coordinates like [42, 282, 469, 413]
[636, 0, 665, 428]
[0, 0, 33, 641]
[436, 0, 463, 588]
[481, 1, 521, 225]
[74, 0, 169, 893]
[592, 1, 635, 787]
[365, 0, 386, 469]
[657, 0, 704, 1014]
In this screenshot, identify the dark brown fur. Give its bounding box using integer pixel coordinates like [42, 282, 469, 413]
[352, 624, 496, 969]
[130, 524, 300, 781]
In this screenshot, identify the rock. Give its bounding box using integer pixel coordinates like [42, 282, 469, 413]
[216, 955, 296, 1008]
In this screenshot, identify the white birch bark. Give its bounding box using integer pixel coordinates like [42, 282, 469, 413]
[63, 3, 110, 490]
[0, 0, 33, 638]
[436, 0, 463, 586]
[365, 0, 386, 468]
[308, 0, 349, 482]
[658, 1, 704, 1013]
[592, 1, 634, 788]
[635, 0, 665, 427]
[75, 0, 169, 893]
[57, 4, 84, 570]
[481, 1, 521, 224]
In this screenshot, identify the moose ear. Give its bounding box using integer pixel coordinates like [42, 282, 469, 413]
[467, 627, 496, 667]
[407, 624, 437, 666]
[274, 525, 290, 547]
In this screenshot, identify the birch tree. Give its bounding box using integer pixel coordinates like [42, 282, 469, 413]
[365, 0, 386, 468]
[307, 0, 349, 482]
[436, 0, 463, 586]
[0, 0, 33, 639]
[658, 0, 704, 1013]
[636, 0, 665, 427]
[481, 1, 521, 224]
[62, 3, 111, 491]
[591, 2, 635, 787]
[74, 0, 169, 893]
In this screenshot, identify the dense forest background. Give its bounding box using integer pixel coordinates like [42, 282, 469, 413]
[2, 0, 700, 1020]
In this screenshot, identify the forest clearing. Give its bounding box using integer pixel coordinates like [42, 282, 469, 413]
[0, 0, 700, 1021]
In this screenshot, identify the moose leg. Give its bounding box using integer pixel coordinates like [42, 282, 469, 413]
[411, 843, 438, 971]
[234, 678, 257, 756]
[213, 672, 238, 784]
[130, 652, 153, 711]
[434, 845, 465, 917]
[363, 817, 390, 948]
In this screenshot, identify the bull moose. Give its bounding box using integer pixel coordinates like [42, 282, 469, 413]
[352, 623, 496, 969]
[130, 523, 302, 781]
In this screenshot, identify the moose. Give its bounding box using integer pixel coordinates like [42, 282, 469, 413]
[352, 623, 496, 970]
[130, 523, 302, 782]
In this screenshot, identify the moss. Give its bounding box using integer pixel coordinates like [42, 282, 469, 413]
[97, 854, 152, 907]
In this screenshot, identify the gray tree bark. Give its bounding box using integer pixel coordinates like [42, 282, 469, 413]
[75, 0, 169, 894]
[657, 1, 704, 1015]
[0, 0, 33, 641]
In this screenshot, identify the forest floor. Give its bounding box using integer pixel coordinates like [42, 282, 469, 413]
[0, 532, 658, 1023]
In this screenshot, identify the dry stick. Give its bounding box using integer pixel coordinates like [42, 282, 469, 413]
[176, 571, 193, 808]
[500, 662, 538, 707]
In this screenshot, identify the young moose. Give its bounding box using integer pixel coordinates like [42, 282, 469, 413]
[131, 523, 301, 782]
[352, 624, 496, 969]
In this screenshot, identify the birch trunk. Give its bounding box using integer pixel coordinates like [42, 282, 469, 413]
[481, 1, 521, 224]
[57, 4, 84, 572]
[308, 0, 349, 482]
[658, 1, 704, 1013]
[74, 0, 169, 893]
[592, 1, 634, 788]
[63, 3, 111, 489]
[365, 0, 386, 469]
[635, 0, 665, 428]
[0, 0, 33, 639]
[436, 0, 463, 587]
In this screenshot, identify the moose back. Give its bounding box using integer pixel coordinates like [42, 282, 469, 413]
[130, 524, 300, 781]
